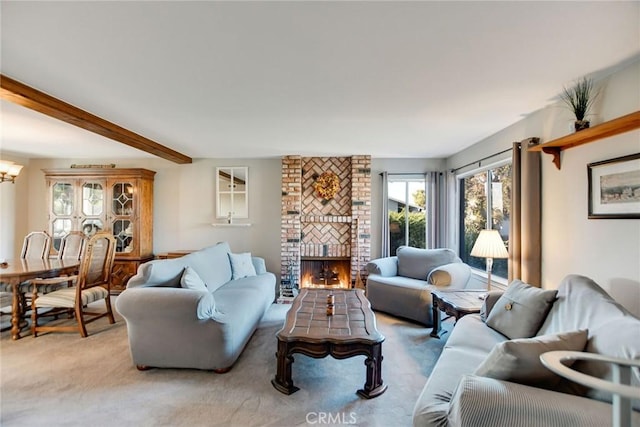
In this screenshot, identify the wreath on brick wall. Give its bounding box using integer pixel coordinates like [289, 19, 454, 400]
[313, 172, 340, 201]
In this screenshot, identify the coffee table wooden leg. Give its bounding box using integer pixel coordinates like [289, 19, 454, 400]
[271, 340, 299, 395]
[357, 343, 387, 399]
[430, 295, 442, 338]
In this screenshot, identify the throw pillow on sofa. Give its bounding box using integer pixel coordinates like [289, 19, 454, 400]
[229, 252, 257, 280]
[180, 266, 217, 319]
[180, 266, 208, 291]
[479, 291, 503, 321]
[427, 263, 472, 288]
[485, 280, 557, 339]
[396, 246, 457, 280]
[474, 329, 588, 389]
[427, 269, 451, 286]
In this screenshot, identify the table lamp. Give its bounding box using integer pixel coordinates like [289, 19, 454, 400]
[470, 229, 508, 290]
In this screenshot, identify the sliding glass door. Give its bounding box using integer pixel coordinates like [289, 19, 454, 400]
[459, 163, 511, 278]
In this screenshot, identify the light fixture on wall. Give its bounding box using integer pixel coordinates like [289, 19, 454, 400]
[0, 160, 23, 184]
[471, 229, 509, 290]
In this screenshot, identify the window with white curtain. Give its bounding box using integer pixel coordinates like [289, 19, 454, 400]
[458, 162, 512, 278]
[387, 175, 427, 255]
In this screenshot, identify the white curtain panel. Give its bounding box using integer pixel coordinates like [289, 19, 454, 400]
[380, 172, 390, 257]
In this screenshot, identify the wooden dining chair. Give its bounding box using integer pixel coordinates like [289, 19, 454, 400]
[31, 232, 116, 338]
[28, 231, 87, 293]
[0, 291, 13, 331]
[0, 292, 12, 308]
[56, 231, 86, 261]
[1, 231, 53, 317]
[20, 231, 51, 259]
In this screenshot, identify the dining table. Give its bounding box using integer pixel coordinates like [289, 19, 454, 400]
[0, 258, 80, 340]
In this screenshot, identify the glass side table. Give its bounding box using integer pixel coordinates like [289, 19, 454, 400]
[540, 350, 640, 427]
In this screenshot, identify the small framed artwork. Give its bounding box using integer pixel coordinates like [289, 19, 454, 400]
[588, 153, 640, 219]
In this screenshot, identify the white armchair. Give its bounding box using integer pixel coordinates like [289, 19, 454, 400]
[365, 246, 472, 325]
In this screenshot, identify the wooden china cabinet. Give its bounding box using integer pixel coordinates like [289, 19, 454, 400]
[43, 168, 155, 293]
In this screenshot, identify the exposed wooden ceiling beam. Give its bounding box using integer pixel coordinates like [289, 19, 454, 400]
[0, 74, 192, 164]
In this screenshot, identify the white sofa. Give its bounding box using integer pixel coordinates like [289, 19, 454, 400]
[116, 242, 276, 372]
[412, 274, 640, 426]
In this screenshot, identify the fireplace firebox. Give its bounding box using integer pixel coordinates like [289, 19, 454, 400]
[300, 258, 351, 289]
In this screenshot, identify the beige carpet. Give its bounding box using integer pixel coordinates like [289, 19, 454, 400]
[0, 300, 451, 427]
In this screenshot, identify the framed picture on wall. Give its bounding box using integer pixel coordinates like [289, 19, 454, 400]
[588, 153, 640, 219]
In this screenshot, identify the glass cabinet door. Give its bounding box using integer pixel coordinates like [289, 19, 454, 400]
[51, 218, 73, 252]
[49, 179, 106, 253]
[50, 182, 75, 251]
[112, 183, 134, 216]
[80, 181, 105, 238]
[52, 182, 74, 216]
[111, 182, 134, 254]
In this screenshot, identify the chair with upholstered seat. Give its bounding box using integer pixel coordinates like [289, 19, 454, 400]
[28, 231, 86, 294]
[31, 232, 116, 338]
[55, 231, 86, 260]
[0, 292, 12, 308]
[0, 291, 14, 331]
[26, 232, 87, 321]
[0, 231, 53, 316]
[365, 246, 473, 325]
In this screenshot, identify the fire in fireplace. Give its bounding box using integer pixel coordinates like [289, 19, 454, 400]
[300, 258, 351, 289]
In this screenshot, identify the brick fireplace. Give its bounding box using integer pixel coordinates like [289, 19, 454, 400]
[281, 155, 371, 292]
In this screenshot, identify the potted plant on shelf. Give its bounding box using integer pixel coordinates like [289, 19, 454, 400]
[559, 76, 598, 132]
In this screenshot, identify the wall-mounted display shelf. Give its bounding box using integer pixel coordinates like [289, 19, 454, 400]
[529, 110, 640, 170]
[211, 223, 252, 227]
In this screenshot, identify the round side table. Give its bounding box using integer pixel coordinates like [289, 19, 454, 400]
[540, 350, 640, 427]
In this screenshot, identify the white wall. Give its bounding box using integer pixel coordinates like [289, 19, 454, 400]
[13, 157, 283, 278]
[447, 59, 640, 316]
[0, 153, 30, 259]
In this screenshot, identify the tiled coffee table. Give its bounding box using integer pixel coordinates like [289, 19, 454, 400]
[430, 289, 487, 339]
[271, 288, 387, 398]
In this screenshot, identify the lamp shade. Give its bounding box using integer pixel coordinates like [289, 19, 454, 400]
[0, 160, 24, 183]
[7, 164, 23, 176]
[470, 229, 508, 259]
[0, 160, 13, 174]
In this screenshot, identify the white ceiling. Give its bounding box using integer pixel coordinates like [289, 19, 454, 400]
[1, 1, 639, 161]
